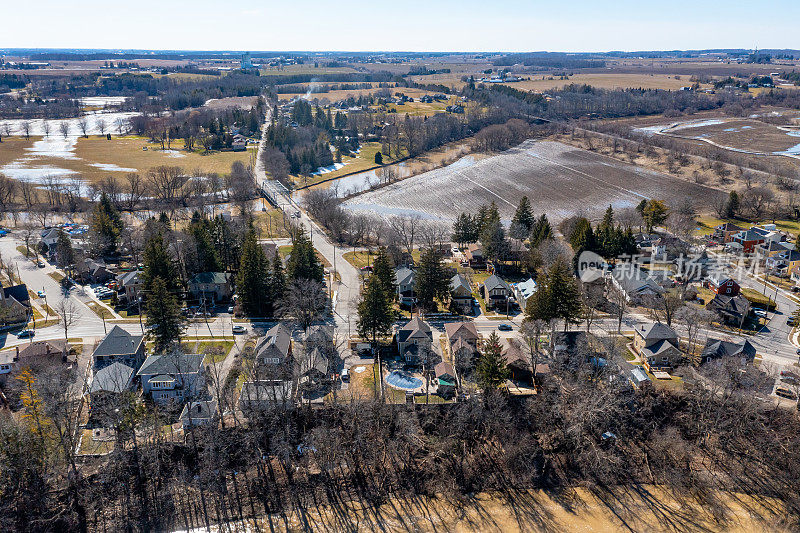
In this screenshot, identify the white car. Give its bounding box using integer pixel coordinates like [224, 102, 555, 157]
[232, 325, 246, 334]
[753, 308, 768, 318]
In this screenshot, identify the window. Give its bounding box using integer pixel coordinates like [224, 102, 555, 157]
[0, 365, 8, 371]
[662, 357, 668, 363]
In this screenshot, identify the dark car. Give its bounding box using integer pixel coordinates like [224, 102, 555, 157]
[16, 329, 35, 339]
[497, 323, 513, 331]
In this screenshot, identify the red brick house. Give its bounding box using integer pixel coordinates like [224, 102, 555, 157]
[705, 276, 740, 296]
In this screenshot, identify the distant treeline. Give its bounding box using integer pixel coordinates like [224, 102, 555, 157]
[262, 71, 397, 85]
[0, 74, 27, 90]
[274, 82, 390, 94]
[492, 53, 606, 69]
[406, 66, 451, 76]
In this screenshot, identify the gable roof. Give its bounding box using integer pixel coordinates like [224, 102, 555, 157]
[636, 322, 678, 343]
[501, 338, 528, 367]
[18, 340, 67, 360]
[434, 361, 455, 379]
[118, 270, 140, 286]
[394, 266, 415, 287]
[398, 317, 432, 343]
[3, 284, 30, 306]
[449, 274, 472, 295]
[707, 294, 750, 316]
[255, 323, 291, 360]
[137, 352, 204, 377]
[180, 400, 218, 421]
[93, 326, 144, 357]
[613, 268, 664, 296]
[515, 278, 538, 299]
[716, 222, 743, 232]
[299, 347, 328, 376]
[444, 321, 479, 343]
[483, 274, 511, 293]
[189, 272, 231, 285]
[90, 362, 134, 394]
[702, 339, 756, 360]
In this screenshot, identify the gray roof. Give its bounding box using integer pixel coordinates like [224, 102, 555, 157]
[299, 347, 329, 376]
[3, 284, 30, 305]
[449, 274, 471, 295]
[641, 339, 679, 358]
[93, 326, 144, 358]
[137, 352, 204, 377]
[629, 366, 651, 386]
[483, 274, 511, 293]
[240, 380, 294, 403]
[702, 339, 756, 361]
[189, 272, 231, 285]
[255, 323, 291, 360]
[118, 270, 140, 286]
[180, 400, 218, 421]
[90, 362, 134, 394]
[637, 322, 678, 343]
[394, 266, 415, 287]
[397, 317, 432, 343]
[613, 268, 664, 296]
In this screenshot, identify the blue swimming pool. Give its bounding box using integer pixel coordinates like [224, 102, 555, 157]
[385, 370, 422, 390]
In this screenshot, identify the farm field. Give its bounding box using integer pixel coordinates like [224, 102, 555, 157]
[0, 135, 256, 184]
[342, 140, 725, 224]
[649, 117, 800, 155]
[500, 73, 708, 92]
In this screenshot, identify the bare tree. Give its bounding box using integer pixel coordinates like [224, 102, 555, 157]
[278, 279, 329, 332]
[388, 214, 422, 261]
[54, 298, 80, 361]
[20, 121, 32, 139]
[96, 118, 107, 136]
[124, 172, 144, 211]
[77, 118, 89, 138]
[59, 121, 70, 139]
[610, 286, 628, 333]
[42, 120, 51, 138]
[114, 117, 128, 135]
[675, 306, 715, 363]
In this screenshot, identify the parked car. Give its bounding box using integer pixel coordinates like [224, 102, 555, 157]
[37, 260, 45, 268]
[497, 323, 513, 331]
[16, 329, 35, 339]
[232, 325, 246, 334]
[775, 387, 798, 400]
[341, 368, 350, 382]
[753, 308, 767, 318]
[789, 316, 797, 326]
[36, 290, 46, 298]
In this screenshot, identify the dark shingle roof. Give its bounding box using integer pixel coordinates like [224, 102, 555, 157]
[189, 272, 231, 285]
[93, 326, 143, 357]
[483, 274, 511, 293]
[180, 400, 218, 421]
[702, 339, 756, 361]
[3, 284, 30, 305]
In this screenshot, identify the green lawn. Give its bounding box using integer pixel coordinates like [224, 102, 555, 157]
[741, 288, 777, 311]
[289, 142, 401, 188]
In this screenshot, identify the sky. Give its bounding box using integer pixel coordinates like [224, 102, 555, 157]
[2, 0, 799, 53]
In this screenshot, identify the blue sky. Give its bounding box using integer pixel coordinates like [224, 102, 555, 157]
[3, 0, 799, 52]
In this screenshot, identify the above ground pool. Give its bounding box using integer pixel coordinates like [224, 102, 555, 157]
[385, 370, 423, 390]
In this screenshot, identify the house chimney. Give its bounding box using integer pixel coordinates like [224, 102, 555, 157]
[14, 346, 19, 362]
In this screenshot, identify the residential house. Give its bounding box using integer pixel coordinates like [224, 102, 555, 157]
[766, 249, 800, 277]
[231, 134, 247, 151]
[634, 323, 682, 371]
[92, 325, 145, 371]
[396, 317, 433, 364]
[481, 274, 512, 311]
[610, 267, 664, 304]
[505, 238, 528, 262]
[179, 400, 219, 429]
[434, 361, 457, 396]
[445, 321, 480, 367]
[705, 275, 740, 296]
[239, 380, 294, 413]
[117, 270, 142, 303]
[76, 258, 114, 284]
[39, 228, 61, 258]
[502, 338, 533, 385]
[713, 223, 743, 243]
[137, 352, 205, 404]
[634, 232, 660, 252]
[449, 274, 473, 313]
[701, 339, 757, 365]
[754, 240, 793, 258]
[513, 278, 538, 311]
[731, 229, 767, 253]
[465, 244, 485, 268]
[188, 272, 233, 304]
[0, 284, 31, 324]
[706, 294, 751, 326]
[296, 325, 335, 393]
[254, 323, 292, 377]
[394, 266, 416, 307]
[0, 351, 16, 379]
[89, 361, 134, 396]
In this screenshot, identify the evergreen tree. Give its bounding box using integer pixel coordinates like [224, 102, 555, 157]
[286, 230, 324, 283]
[371, 247, 397, 301]
[268, 252, 286, 309]
[374, 151, 383, 165]
[724, 191, 740, 219]
[56, 230, 75, 270]
[357, 279, 395, 348]
[88, 192, 123, 257]
[142, 232, 180, 295]
[415, 248, 450, 313]
[525, 257, 582, 329]
[476, 331, 509, 393]
[598, 205, 614, 232]
[530, 214, 553, 247]
[568, 217, 596, 252]
[510, 196, 534, 239]
[481, 217, 508, 263]
[236, 230, 271, 316]
[189, 217, 221, 275]
[145, 277, 186, 352]
[452, 212, 477, 247]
